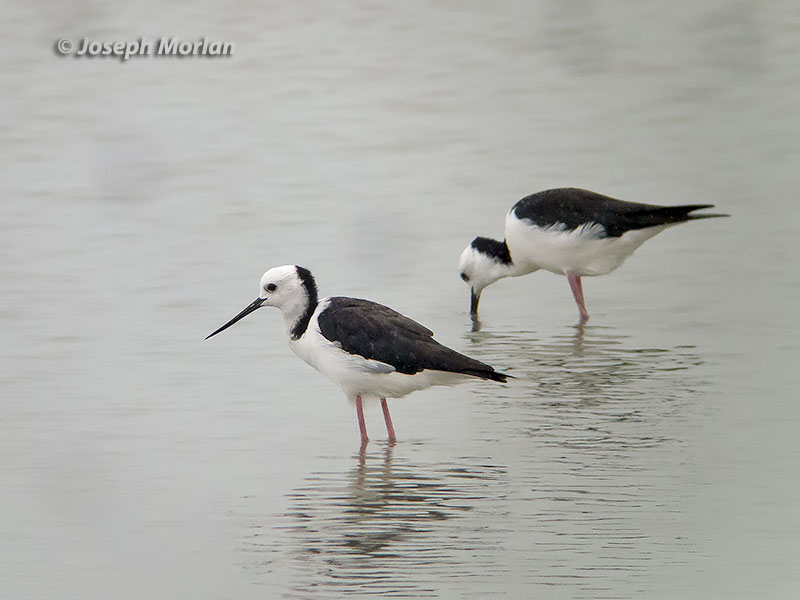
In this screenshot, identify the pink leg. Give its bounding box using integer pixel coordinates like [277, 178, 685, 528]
[381, 397, 396, 442]
[355, 394, 368, 443]
[566, 273, 590, 322]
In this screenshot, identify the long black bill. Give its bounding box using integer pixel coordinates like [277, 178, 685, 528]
[470, 288, 481, 315]
[206, 297, 265, 340]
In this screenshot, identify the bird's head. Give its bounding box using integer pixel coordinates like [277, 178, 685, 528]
[206, 265, 318, 339]
[458, 237, 513, 315]
[257, 265, 316, 309]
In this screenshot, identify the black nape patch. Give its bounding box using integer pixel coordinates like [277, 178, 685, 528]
[291, 265, 319, 340]
[470, 236, 512, 265]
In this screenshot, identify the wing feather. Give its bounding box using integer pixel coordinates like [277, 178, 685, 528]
[513, 188, 723, 237]
[318, 297, 506, 381]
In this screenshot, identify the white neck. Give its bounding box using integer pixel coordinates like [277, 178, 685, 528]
[507, 259, 538, 278]
[487, 257, 536, 285]
[279, 293, 315, 340]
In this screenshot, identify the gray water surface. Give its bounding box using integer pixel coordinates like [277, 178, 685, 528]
[2, 2, 799, 598]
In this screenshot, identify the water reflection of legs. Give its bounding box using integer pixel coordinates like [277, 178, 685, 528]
[459, 322, 705, 592]
[470, 312, 482, 333]
[571, 320, 586, 356]
[465, 321, 700, 392]
[463, 320, 704, 443]
[269, 444, 506, 596]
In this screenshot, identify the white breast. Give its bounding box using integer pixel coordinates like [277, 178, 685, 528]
[287, 300, 469, 401]
[505, 212, 671, 276]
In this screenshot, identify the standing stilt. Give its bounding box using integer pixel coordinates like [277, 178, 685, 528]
[355, 394, 368, 443]
[380, 397, 396, 442]
[567, 272, 590, 322]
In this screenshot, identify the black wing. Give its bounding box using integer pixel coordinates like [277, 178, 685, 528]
[317, 297, 507, 382]
[512, 188, 724, 238]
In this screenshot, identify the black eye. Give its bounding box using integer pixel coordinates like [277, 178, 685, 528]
[266, 283, 277, 292]
[460, 272, 469, 282]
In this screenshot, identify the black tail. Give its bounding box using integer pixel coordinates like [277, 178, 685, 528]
[664, 204, 730, 222]
[461, 368, 513, 383]
[607, 203, 730, 234]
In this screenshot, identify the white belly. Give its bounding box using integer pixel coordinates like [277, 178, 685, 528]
[288, 318, 469, 401]
[505, 212, 671, 276]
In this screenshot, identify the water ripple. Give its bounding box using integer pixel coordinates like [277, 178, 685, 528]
[239, 445, 509, 597]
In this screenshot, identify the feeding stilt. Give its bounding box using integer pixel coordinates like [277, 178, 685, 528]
[458, 187, 728, 320]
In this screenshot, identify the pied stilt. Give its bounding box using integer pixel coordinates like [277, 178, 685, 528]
[206, 265, 509, 443]
[458, 188, 728, 321]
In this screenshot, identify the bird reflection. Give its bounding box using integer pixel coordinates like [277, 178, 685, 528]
[463, 321, 705, 450]
[466, 321, 702, 397]
[469, 312, 482, 333]
[251, 444, 506, 596]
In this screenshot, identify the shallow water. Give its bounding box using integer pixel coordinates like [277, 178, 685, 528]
[2, 1, 799, 598]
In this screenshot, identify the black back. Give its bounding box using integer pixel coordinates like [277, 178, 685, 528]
[317, 297, 507, 382]
[512, 188, 719, 238]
